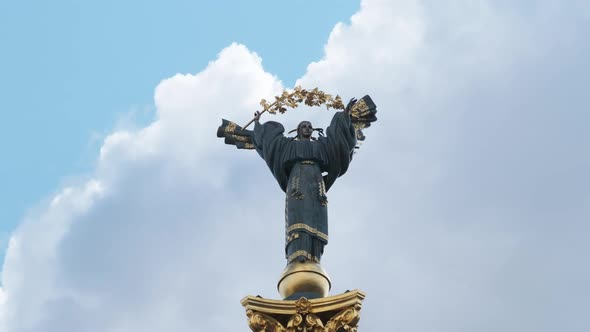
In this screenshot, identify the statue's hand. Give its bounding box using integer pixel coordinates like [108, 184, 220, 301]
[345, 98, 357, 114]
[254, 111, 262, 123]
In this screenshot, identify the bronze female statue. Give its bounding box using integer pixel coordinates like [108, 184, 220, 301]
[217, 95, 377, 265]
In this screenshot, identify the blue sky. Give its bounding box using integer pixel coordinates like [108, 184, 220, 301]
[0, 0, 358, 266]
[1, 1, 589, 331]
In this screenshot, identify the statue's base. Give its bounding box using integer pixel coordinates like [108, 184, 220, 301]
[278, 261, 331, 300]
[241, 290, 365, 331]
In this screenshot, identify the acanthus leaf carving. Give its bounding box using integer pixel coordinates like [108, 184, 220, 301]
[246, 309, 287, 332]
[324, 306, 361, 332]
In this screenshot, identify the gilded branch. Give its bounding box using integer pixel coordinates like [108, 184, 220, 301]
[259, 86, 345, 115]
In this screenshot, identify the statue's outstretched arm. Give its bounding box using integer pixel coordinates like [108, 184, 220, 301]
[216, 119, 256, 150]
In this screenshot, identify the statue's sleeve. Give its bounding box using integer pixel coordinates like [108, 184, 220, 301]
[322, 111, 357, 191]
[252, 121, 290, 192]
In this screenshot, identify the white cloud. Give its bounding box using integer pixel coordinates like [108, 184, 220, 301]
[0, 287, 5, 321]
[1, 1, 589, 332]
[0, 42, 285, 332]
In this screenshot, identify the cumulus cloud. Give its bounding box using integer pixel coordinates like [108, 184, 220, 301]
[1, 43, 286, 332]
[0, 287, 5, 318]
[1, 1, 589, 332]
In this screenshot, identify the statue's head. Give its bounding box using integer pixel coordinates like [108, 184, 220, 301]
[297, 121, 313, 141]
[289, 121, 323, 140]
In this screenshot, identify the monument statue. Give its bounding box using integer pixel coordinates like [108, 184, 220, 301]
[217, 88, 377, 267]
[218, 87, 376, 331]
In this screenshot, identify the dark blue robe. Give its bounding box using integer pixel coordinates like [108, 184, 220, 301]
[252, 111, 357, 263]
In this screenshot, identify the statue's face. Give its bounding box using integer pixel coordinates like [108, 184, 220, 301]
[298, 121, 313, 140]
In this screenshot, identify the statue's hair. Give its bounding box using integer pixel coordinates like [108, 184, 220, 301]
[288, 123, 324, 140]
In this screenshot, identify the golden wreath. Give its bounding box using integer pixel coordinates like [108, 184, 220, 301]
[242, 86, 345, 129]
[260, 86, 345, 114]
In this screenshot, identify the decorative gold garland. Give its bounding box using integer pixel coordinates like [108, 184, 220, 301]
[259, 86, 345, 115]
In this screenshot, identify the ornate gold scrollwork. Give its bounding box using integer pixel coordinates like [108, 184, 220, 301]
[245, 304, 361, 332]
[280, 312, 326, 332]
[324, 305, 362, 332]
[242, 290, 365, 332]
[246, 309, 287, 332]
[295, 297, 311, 314]
[286, 313, 303, 332]
[305, 313, 325, 332]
